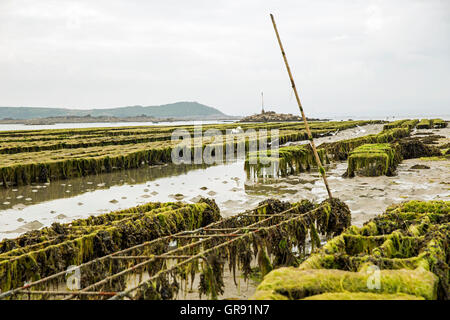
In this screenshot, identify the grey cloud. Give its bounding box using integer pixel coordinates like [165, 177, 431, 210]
[0, 0, 449, 118]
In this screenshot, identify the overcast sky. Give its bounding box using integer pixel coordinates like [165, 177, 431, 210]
[0, 0, 449, 117]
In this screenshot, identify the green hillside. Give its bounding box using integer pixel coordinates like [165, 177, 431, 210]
[0, 102, 226, 120]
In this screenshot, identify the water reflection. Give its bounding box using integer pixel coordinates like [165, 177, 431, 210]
[0, 163, 211, 210]
[0, 159, 256, 240]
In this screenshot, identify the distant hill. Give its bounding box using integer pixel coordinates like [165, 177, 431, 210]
[0, 102, 228, 120]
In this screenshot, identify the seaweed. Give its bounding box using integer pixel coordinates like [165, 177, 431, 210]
[397, 137, 442, 159]
[198, 253, 225, 299]
[345, 143, 402, 177]
[383, 119, 419, 131]
[432, 119, 448, 129]
[245, 144, 329, 178]
[0, 120, 384, 186]
[253, 200, 449, 300]
[416, 119, 432, 129]
[0, 198, 221, 293]
[253, 268, 438, 300]
[1, 197, 353, 300]
[321, 127, 410, 161]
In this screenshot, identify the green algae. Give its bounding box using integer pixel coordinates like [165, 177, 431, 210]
[417, 119, 432, 129]
[346, 143, 402, 177]
[386, 200, 449, 214]
[0, 130, 298, 187]
[302, 292, 424, 300]
[432, 119, 448, 128]
[0, 120, 384, 186]
[383, 119, 419, 131]
[0, 197, 352, 300]
[248, 126, 412, 179]
[244, 144, 329, 178]
[321, 127, 410, 161]
[0, 199, 221, 293]
[418, 156, 448, 161]
[254, 267, 437, 300]
[401, 119, 420, 130]
[127, 198, 350, 300]
[252, 200, 449, 300]
[397, 137, 442, 159]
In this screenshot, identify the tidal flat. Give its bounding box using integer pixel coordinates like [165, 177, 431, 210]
[0, 119, 449, 301]
[0, 123, 448, 240]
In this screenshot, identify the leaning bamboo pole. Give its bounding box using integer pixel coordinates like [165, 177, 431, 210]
[270, 13, 333, 199]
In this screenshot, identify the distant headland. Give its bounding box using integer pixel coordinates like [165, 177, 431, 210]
[0, 101, 240, 125]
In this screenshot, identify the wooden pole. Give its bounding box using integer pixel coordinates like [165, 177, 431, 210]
[261, 91, 265, 113]
[269, 13, 333, 199]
